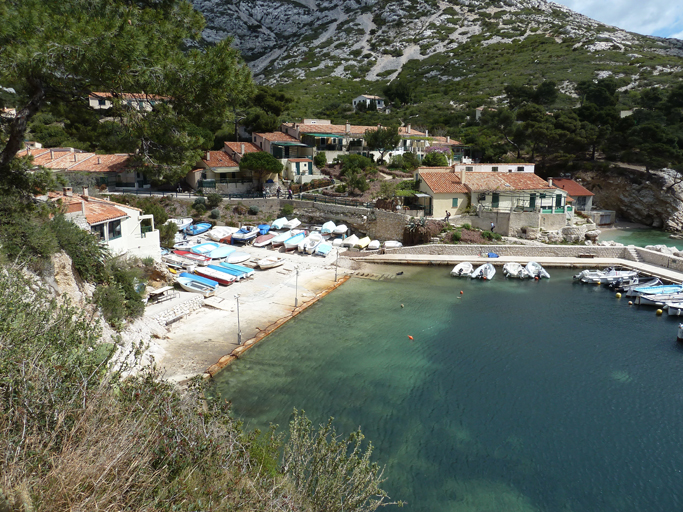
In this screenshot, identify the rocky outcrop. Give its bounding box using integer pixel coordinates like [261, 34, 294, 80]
[577, 167, 683, 232]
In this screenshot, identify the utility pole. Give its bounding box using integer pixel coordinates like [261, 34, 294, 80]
[235, 294, 242, 345]
[294, 267, 299, 308]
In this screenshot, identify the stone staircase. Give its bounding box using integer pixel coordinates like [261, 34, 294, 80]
[626, 247, 644, 263]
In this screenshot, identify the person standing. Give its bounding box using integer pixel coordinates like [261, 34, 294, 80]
[445, 211, 451, 223]
[490, 221, 495, 232]
[276, 186, 281, 198]
[288, 188, 293, 199]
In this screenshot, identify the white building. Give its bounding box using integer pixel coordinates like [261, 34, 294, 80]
[352, 95, 385, 110]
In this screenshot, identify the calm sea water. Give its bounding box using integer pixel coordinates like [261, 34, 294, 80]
[600, 228, 675, 247]
[212, 267, 683, 512]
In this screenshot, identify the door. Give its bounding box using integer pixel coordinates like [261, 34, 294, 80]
[492, 193, 499, 209]
[555, 194, 562, 208]
[529, 194, 536, 209]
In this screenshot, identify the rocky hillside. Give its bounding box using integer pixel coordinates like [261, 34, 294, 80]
[193, 0, 683, 112]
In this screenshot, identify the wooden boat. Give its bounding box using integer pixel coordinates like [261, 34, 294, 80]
[177, 273, 217, 296]
[471, 263, 496, 280]
[284, 232, 306, 251]
[258, 224, 271, 235]
[194, 266, 236, 286]
[637, 291, 683, 307]
[173, 250, 210, 266]
[355, 236, 371, 249]
[167, 217, 192, 231]
[525, 261, 550, 279]
[253, 233, 275, 247]
[665, 301, 683, 316]
[207, 244, 236, 260]
[231, 226, 260, 243]
[450, 262, 473, 277]
[504, 262, 530, 279]
[341, 234, 359, 247]
[383, 241, 403, 249]
[257, 255, 286, 269]
[215, 262, 255, 279]
[190, 242, 220, 255]
[184, 222, 212, 236]
[332, 224, 348, 235]
[321, 221, 336, 235]
[271, 217, 288, 230]
[208, 226, 238, 241]
[162, 253, 195, 270]
[367, 240, 380, 250]
[299, 232, 324, 254]
[226, 251, 251, 264]
[271, 230, 293, 248]
[284, 218, 301, 229]
[315, 242, 333, 256]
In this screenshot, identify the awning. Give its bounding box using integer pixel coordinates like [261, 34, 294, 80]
[306, 133, 345, 138]
[415, 193, 431, 198]
[272, 141, 309, 147]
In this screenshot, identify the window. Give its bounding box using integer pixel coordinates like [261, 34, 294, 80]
[452, 198, 459, 207]
[517, 166, 524, 172]
[98, 99, 106, 106]
[108, 219, 122, 240]
[492, 166, 498, 172]
[91, 223, 105, 240]
[466, 166, 473, 172]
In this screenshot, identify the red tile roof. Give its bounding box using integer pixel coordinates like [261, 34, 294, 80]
[463, 172, 555, 192]
[430, 136, 463, 146]
[47, 152, 97, 169]
[48, 192, 135, 225]
[201, 151, 238, 168]
[224, 142, 262, 155]
[89, 92, 170, 101]
[69, 154, 131, 172]
[287, 158, 312, 162]
[15, 148, 50, 159]
[420, 172, 469, 194]
[254, 132, 301, 143]
[289, 122, 427, 138]
[552, 178, 594, 197]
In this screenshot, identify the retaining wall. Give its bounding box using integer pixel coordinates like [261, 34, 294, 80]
[635, 247, 683, 272]
[153, 296, 204, 326]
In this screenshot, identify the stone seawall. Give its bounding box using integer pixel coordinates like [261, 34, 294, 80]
[637, 247, 683, 273]
[349, 244, 629, 259]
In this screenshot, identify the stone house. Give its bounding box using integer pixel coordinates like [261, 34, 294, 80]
[251, 132, 318, 184]
[551, 178, 594, 212]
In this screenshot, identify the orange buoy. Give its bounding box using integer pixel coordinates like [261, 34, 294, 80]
[460, 291, 464, 295]
[535, 276, 539, 280]
[483, 276, 487, 280]
[408, 335, 414, 340]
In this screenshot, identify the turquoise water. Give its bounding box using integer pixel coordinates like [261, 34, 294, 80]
[212, 268, 683, 512]
[600, 228, 676, 247]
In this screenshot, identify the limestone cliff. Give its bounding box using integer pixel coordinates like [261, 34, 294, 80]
[576, 167, 683, 232]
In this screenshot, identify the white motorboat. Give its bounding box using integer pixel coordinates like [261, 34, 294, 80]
[503, 262, 529, 279]
[471, 263, 496, 280]
[342, 234, 359, 247]
[367, 240, 380, 250]
[300, 232, 324, 254]
[283, 218, 301, 229]
[208, 226, 239, 242]
[332, 238, 343, 247]
[574, 267, 636, 284]
[525, 261, 550, 279]
[383, 241, 403, 249]
[332, 224, 348, 235]
[167, 218, 193, 231]
[257, 255, 286, 269]
[451, 262, 473, 277]
[665, 301, 683, 316]
[271, 217, 288, 230]
[637, 292, 683, 307]
[321, 221, 336, 235]
[162, 253, 195, 271]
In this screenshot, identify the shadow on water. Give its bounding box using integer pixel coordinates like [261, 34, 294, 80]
[211, 268, 683, 512]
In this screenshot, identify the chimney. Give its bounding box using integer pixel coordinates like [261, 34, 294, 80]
[425, 129, 429, 137]
[407, 124, 411, 134]
[206, 151, 210, 161]
[460, 166, 465, 184]
[240, 143, 245, 155]
[345, 120, 350, 134]
[73, 153, 77, 162]
[97, 157, 101, 165]
[81, 200, 85, 215]
[50, 149, 54, 160]
[82, 186, 89, 197]
[446, 136, 450, 143]
[548, 177, 553, 187]
[63, 186, 73, 197]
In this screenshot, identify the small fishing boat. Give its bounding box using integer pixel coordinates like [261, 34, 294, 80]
[315, 242, 333, 256]
[321, 221, 336, 235]
[271, 230, 293, 248]
[167, 217, 193, 231]
[232, 226, 260, 243]
[194, 266, 236, 286]
[208, 264, 246, 281]
[300, 232, 324, 254]
[383, 241, 403, 249]
[355, 236, 371, 249]
[284, 218, 301, 229]
[184, 222, 212, 236]
[525, 261, 550, 279]
[177, 273, 217, 296]
[226, 251, 251, 264]
[173, 237, 199, 250]
[622, 277, 663, 296]
[665, 301, 683, 316]
[471, 263, 496, 280]
[208, 226, 239, 242]
[207, 244, 236, 260]
[630, 284, 683, 298]
[258, 224, 271, 235]
[190, 242, 220, 255]
[451, 262, 473, 277]
[253, 233, 275, 247]
[342, 234, 359, 247]
[574, 267, 636, 284]
[367, 240, 380, 250]
[637, 291, 683, 307]
[271, 217, 288, 230]
[284, 232, 306, 251]
[173, 250, 211, 266]
[503, 262, 528, 279]
[215, 262, 255, 278]
[162, 253, 195, 270]
[257, 255, 286, 269]
[333, 224, 348, 235]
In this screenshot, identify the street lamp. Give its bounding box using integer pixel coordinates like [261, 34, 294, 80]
[294, 266, 299, 308]
[235, 294, 242, 345]
[335, 248, 339, 282]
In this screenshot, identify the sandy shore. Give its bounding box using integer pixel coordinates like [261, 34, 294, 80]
[142, 243, 355, 383]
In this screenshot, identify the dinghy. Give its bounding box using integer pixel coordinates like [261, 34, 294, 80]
[383, 241, 403, 249]
[342, 234, 359, 247]
[257, 255, 286, 269]
[637, 291, 683, 307]
[574, 267, 636, 284]
[623, 277, 663, 297]
[284, 218, 301, 229]
[208, 226, 238, 241]
[167, 218, 193, 231]
[471, 263, 496, 280]
[367, 240, 381, 250]
[630, 284, 683, 297]
[355, 236, 371, 249]
[300, 232, 324, 254]
[226, 251, 251, 264]
[232, 226, 260, 243]
[315, 242, 333, 256]
[321, 221, 336, 235]
[271, 217, 288, 230]
[525, 261, 550, 279]
[503, 262, 528, 279]
[332, 224, 348, 235]
[284, 232, 306, 251]
[173, 250, 210, 266]
[253, 233, 275, 247]
[450, 262, 473, 277]
[177, 273, 217, 296]
[194, 266, 236, 286]
[184, 222, 212, 236]
[190, 242, 220, 255]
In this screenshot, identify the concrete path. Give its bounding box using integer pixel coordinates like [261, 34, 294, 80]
[358, 253, 683, 283]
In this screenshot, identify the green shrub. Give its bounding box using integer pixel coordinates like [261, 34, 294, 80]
[209, 208, 221, 219]
[159, 222, 178, 248]
[281, 203, 294, 216]
[314, 152, 327, 168]
[193, 204, 206, 215]
[335, 184, 348, 193]
[248, 205, 260, 215]
[193, 197, 206, 207]
[452, 230, 462, 242]
[462, 223, 472, 230]
[141, 201, 168, 226]
[481, 230, 502, 241]
[206, 193, 223, 208]
[233, 204, 247, 215]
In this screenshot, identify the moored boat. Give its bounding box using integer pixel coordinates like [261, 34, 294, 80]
[503, 262, 528, 278]
[622, 277, 662, 296]
[451, 262, 473, 277]
[472, 263, 496, 280]
[525, 261, 550, 279]
[637, 292, 683, 306]
[574, 267, 636, 284]
[665, 301, 683, 316]
[630, 284, 683, 298]
[257, 255, 286, 269]
[184, 222, 212, 236]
